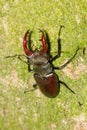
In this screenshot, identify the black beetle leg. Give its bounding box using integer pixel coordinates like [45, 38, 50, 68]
[53, 47, 80, 70]
[24, 84, 37, 93]
[17, 55, 33, 72]
[5, 54, 28, 64]
[33, 84, 38, 89]
[59, 80, 82, 106]
[51, 25, 64, 62]
[28, 64, 32, 72]
[27, 59, 33, 72]
[59, 80, 75, 94]
[6, 54, 33, 72]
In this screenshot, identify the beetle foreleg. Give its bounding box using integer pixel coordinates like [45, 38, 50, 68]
[51, 25, 64, 62]
[28, 64, 32, 72]
[6, 54, 33, 72]
[6, 54, 28, 64]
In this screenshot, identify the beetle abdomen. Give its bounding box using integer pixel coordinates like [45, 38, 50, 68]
[34, 73, 60, 98]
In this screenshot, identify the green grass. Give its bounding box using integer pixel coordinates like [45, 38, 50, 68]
[0, 0, 87, 130]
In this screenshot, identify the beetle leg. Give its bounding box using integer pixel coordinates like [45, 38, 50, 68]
[53, 47, 80, 70]
[28, 64, 32, 72]
[33, 84, 38, 89]
[51, 25, 64, 62]
[26, 59, 33, 72]
[6, 54, 28, 64]
[6, 55, 33, 72]
[59, 80, 75, 94]
[24, 84, 37, 93]
[59, 80, 82, 106]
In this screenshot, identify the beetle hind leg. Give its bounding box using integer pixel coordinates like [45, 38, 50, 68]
[59, 80, 83, 106]
[59, 80, 75, 94]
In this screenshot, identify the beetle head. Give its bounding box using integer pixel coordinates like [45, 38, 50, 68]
[23, 30, 47, 57]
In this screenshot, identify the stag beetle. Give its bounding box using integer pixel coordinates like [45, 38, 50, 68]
[6, 26, 82, 105]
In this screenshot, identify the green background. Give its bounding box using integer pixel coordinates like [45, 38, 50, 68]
[0, 0, 87, 130]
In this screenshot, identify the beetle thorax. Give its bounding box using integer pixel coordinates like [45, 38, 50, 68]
[29, 52, 52, 77]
